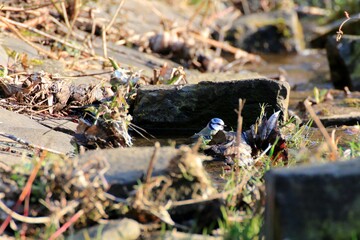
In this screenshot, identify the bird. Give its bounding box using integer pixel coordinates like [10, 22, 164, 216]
[192, 118, 226, 140]
[196, 111, 288, 166]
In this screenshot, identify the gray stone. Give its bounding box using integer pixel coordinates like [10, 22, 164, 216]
[226, 10, 304, 53]
[77, 146, 179, 186]
[0, 107, 75, 165]
[133, 79, 290, 132]
[67, 218, 140, 240]
[326, 35, 360, 91]
[265, 158, 360, 240]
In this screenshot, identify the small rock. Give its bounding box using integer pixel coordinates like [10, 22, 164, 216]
[326, 35, 360, 91]
[265, 157, 360, 240]
[133, 79, 290, 133]
[67, 218, 141, 240]
[226, 10, 304, 53]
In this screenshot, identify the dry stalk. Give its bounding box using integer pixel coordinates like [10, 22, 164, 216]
[50, 0, 63, 17]
[60, 1, 72, 31]
[191, 137, 203, 153]
[304, 98, 338, 160]
[145, 142, 161, 185]
[105, 0, 125, 32]
[236, 99, 245, 151]
[102, 25, 108, 59]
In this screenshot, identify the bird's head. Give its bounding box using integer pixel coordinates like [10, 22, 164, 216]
[208, 118, 225, 132]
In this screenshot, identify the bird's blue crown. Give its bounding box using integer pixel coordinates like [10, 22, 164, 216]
[208, 118, 225, 131]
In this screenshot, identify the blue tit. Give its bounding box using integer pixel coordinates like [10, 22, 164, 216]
[192, 118, 225, 140]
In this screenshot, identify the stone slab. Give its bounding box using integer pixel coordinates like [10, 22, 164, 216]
[0, 108, 75, 165]
[133, 78, 290, 132]
[77, 146, 179, 186]
[265, 158, 360, 240]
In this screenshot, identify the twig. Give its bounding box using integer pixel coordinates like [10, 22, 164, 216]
[0, 195, 50, 224]
[0, 132, 65, 155]
[68, 70, 112, 78]
[20, 191, 31, 238]
[49, 0, 63, 19]
[61, 1, 72, 31]
[304, 99, 338, 160]
[0, 16, 59, 59]
[49, 209, 84, 240]
[102, 25, 108, 58]
[145, 142, 160, 184]
[236, 99, 245, 150]
[54, 201, 80, 219]
[105, 0, 125, 32]
[336, 11, 352, 41]
[189, 30, 263, 63]
[191, 137, 202, 153]
[104, 192, 128, 204]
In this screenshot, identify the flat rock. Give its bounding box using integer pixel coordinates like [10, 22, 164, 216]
[133, 78, 290, 133]
[77, 146, 179, 189]
[67, 218, 140, 240]
[0, 108, 75, 165]
[265, 157, 360, 240]
[326, 35, 360, 91]
[290, 90, 360, 127]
